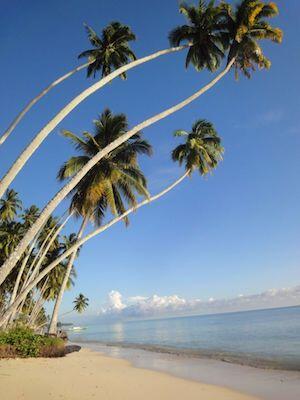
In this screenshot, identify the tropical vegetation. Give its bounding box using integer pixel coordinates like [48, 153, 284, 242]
[0, 0, 282, 353]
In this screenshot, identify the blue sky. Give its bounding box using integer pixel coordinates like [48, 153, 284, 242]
[1, 0, 299, 317]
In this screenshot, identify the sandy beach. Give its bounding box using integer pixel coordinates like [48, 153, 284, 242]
[0, 347, 258, 400]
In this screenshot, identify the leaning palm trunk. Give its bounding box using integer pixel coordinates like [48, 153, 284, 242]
[4, 243, 37, 328]
[5, 228, 47, 327]
[48, 217, 88, 334]
[3, 214, 71, 325]
[0, 171, 189, 327]
[0, 61, 92, 146]
[9, 240, 36, 307]
[21, 213, 72, 291]
[0, 45, 189, 197]
[0, 58, 235, 287]
[8, 212, 53, 308]
[28, 277, 49, 326]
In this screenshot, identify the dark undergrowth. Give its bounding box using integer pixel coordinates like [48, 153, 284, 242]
[0, 326, 65, 358]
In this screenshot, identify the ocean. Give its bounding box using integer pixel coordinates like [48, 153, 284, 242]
[69, 305, 300, 371]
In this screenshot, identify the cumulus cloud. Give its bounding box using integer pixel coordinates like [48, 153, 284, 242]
[100, 290, 126, 314]
[99, 286, 300, 320]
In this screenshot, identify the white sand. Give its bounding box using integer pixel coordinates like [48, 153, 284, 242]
[0, 348, 259, 400]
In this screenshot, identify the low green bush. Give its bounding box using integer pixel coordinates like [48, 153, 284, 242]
[0, 326, 65, 358]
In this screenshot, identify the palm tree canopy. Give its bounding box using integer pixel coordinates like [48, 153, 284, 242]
[73, 293, 89, 313]
[21, 205, 40, 229]
[60, 232, 81, 258]
[58, 109, 152, 226]
[36, 215, 60, 252]
[218, 0, 282, 78]
[172, 119, 223, 175]
[169, 1, 228, 72]
[78, 22, 137, 79]
[0, 221, 23, 258]
[39, 255, 76, 301]
[0, 189, 22, 222]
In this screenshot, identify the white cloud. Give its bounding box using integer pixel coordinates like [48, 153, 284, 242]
[98, 286, 300, 320]
[100, 290, 126, 314]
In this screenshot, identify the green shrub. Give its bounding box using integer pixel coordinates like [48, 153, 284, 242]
[0, 326, 65, 358]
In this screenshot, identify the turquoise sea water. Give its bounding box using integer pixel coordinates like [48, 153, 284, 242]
[69, 305, 300, 370]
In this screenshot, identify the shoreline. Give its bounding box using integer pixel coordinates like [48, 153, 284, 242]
[0, 347, 258, 400]
[74, 341, 300, 400]
[70, 339, 300, 371]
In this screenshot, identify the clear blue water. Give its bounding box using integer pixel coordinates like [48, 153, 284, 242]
[69, 306, 300, 370]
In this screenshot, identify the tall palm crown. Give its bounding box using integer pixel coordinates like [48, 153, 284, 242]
[219, 0, 282, 78]
[73, 293, 89, 313]
[78, 22, 137, 79]
[58, 109, 152, 226]
[172, 119, 223, 175]
[169, 1, 228, 72]
[0, 189, 22, 222]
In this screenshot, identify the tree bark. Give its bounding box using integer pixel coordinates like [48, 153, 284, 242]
[0, 171, 189, 327]
[0, 61, 92, 146]
[0, 58, 235, 287]
[48, 217, 88, 334]
[0, 45, 189, 197]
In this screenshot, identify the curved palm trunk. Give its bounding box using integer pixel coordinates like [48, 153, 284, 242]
[9, 240, 36, 307]
[0, 58, 235, 287]
[4, 241, 37, 327]
[0, 171, 189, 327]
[21, 213, 72, 291]
[59, 309, 74, 318]
[48, 217, 88, 334]
[28, 277, 49, 326]
[4, 214, 71, 325]
[0, 45, 189, 198]
[0, 62, 92, 146]
[8, 213, 55, 308]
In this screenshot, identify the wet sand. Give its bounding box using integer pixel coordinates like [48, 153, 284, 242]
[82, 342, 300, 400]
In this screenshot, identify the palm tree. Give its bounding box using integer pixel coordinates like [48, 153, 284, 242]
[19, 215, 71, 296]
[0, 1, 282, 286]
[8, 206, 41, 310]
[168, 1, 228, 72]
[58, 109, 151, 224]
[39, 254, 76, 302]
[22, 251, 76, 327]
[78, 22, 136, 79]
[20, 206, 40, 230]
[0, 36, 189, 188]
[0, 21, 139, 146]
[218, 0, 282, 78]
[171, 119, 223, 175]
[0, 189, 22, 222]
[58, 293, 89, 319]
[1, 118, 223, 327]
[0, 221, 23, 259]
[48, 109, 151, 334]
[73, 294, 89, 313]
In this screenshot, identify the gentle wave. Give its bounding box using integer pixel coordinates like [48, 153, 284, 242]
[72, 339, 300, 371]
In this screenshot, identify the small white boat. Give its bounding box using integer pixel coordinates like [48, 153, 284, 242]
[71, 326, 86, 331]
